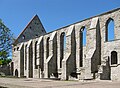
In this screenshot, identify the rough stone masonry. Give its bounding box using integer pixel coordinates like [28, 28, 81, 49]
[12, 8, 120, 80]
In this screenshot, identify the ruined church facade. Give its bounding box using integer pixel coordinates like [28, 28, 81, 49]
[12, 8, 120, 80]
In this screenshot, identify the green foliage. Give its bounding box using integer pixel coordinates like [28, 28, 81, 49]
[0, 60, 2, 65]
[0, 51, 8, 59]
[0, 19, 13, 59]
[0, 58, 11, 65]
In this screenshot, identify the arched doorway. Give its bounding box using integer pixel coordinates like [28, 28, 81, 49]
[15, 69, 18, 77]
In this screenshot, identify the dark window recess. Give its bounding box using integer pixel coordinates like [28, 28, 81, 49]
[17, 47, 19, 51]
[35, 41, 38, 69]
[14, 48, 16, 51]
[35, 34, 38, 37]
[37, 23, 39, 25]
[22, 35, 25, 39]
[42, 30, 44, 32]
[25, 44, 27, 70]
[111, 51, 117, 65]
[46, 37, 50, 59]
[35, 22, 39, 25]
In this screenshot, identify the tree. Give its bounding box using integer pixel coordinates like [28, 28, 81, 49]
[0, 19, 13, 60]
[0, 58, 12, 65]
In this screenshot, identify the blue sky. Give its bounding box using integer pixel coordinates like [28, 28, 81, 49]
[0, 0, 120, 38]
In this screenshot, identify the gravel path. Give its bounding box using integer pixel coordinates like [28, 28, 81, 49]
[0, 78, 120, 88]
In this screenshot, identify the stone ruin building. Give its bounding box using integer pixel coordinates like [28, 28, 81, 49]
[12, 8, 120, 80]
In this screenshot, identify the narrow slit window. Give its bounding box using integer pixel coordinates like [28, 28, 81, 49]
[25, 44, 27, 70]
[35, 41, 38, 69]
[46, 37, 50, 59]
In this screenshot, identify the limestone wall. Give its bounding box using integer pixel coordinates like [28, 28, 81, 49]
[12, 8, 120, 80]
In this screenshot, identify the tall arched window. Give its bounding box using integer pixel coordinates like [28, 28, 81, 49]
[60, 32, 66, 68]
[111, 51, 117, 65]
[80, 27, 86, 67]
[106, 18, 114, 41]
[46, 37, 50, 59]
[25, 44, 27, 70]
[35, 41, 38, 69]
[81, 27, 86, 46]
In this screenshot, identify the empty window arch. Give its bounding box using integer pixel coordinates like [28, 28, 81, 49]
[79, 26, 86, 67]
[14, 48, 16, 51]
[46, 37, 50, 59]
[81, 27, 87, 46]
[17, 47, 19, 51]
[60, 32, 66, 68]
[106, 18, 114, 41]
[111, 51, 117, 65]
[22, 35, 25, 40]
[25, 44, 27, 70]
[35, 41, 38, 69]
